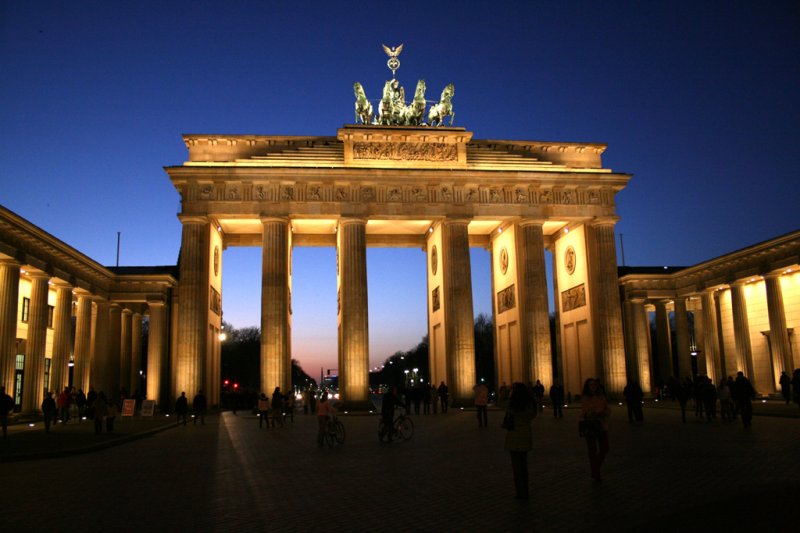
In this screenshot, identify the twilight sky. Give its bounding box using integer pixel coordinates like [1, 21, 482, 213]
[2, 2, 798, 377]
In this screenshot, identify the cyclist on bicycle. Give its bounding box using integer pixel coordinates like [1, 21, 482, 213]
[379, 386, 397, 442]
[316, 392, 336, 447]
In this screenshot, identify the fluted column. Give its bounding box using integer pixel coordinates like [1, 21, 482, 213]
[587, 220, 626, 395]
[131, 312, 142, 395]
[765, 273, 792, 382]
[261, 217, 291, 396]
[146, 300, 167, 405]
[337, 218, 369, 406]
[119, 308, 132, 394]
[518, 221, 552, 385]
[176, 216, 210, 400]
[22, 273, 49, 413]
[107, 304, 121, 397]
[673, 296, 692, 381]
[0, 259, 20, 396]
[49, 284, 73, 394]
[627, 298, 652, 393]
[91, 299, 110, 394]
[442, 219, 476, 405]
[731, 281, 756, 389]
[700, 290, 721, 382]
[654, 300, 673, 384]
[72, 293, 92, 392]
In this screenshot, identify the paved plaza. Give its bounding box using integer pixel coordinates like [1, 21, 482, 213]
[2, 403, 798, 532]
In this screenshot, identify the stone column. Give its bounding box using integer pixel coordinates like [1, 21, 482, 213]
[550, 250, 564, 380]
[654, 300, 673, 384]
[119, 308, 132, 395]
[627, 298, 652, 393]
[176, 216, 210, 400]
[91, 299, 110, 394]
[49, 284, 73, 394]
[0, 259, 20, 396]
[107, 304, 121, 397]
[586, 220, 626, 395]
[146, 300, 167, 406]
[22, 273, 49, 413]
[730, 281, 757, 389]
[337, 218, 369, 407]
[72, 293, 92, 392]
[441, 219, 476, 405]
[765, 273, 792, 381]
[700, 290, 722, 382]
[261, 217, 291, 396]
[131, 312, 142, 395]
[673, 296, 692, 381]
[518, 221, 552, 385]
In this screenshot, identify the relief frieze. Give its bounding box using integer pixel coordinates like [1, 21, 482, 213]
[352, 142, 458, 162]
[561, 283, 586, 312]
[497, 284, 516, 314]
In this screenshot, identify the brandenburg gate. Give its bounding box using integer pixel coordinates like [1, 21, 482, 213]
[167, 99, 630, 406]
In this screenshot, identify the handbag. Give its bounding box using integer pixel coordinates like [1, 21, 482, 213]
[501, 411, 515, 430]
[579, 419, 602, 438]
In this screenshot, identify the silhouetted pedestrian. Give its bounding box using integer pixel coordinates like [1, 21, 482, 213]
[438, 382, 449, 413]
[175, 392, 188, 426]
[106, 400, 117, 432]
[258, 393, 269, 428]
[532, 380, 545, 413]
[1, 386, 14, 438]
[549, 380, 564, 419]
[473, 381, 489, 427]
[193, 390, 207, 425]
[675, 378, 690, 423]
[581, 378, 610, 482]
[379, 386, 396, 443]
[271, 387, 284, 427]
[732, 371, 755, 428]
[504, 382, 535, 499]
[779, 371, 791, 404]
[316, 393, 335, 447]
[623, 381, 644, 422]
[94, 392, 107, 434]
[42, 391, 57, 433]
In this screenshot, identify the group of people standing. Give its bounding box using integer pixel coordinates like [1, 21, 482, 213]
[256, 387, 294, 428]
[174, 390, 207, 426]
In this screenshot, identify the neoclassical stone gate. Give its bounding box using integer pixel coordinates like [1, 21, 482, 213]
[166, 124, 630, 405]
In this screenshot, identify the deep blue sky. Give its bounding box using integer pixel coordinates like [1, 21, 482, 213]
[2, 1, 798, 375]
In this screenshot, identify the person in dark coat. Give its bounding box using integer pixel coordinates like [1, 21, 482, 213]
[623, 381, 644, 422]
[505, 383, 536, 499]
[779, 371, 791, 404]
[379, 387, 396, 442]
[93, 392, 108, 434]
[437, 382, 449, 413]
[41, 392, 57, 433]
[0, 386, 13, 439]
[175, 392, 188, 426]
[549, 380, 564, 419]
[271, 387, 284, 427]
[193, 390, 207, 425]
[532, 380, 545, 413]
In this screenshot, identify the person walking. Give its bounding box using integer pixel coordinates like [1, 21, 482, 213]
[732, 371, 755, 428]
[175, 391, 188, 426]
[675, 378, 690, 423]
[437, 381, 449, 413]
[549, 379, 564, 419]
[581, 378, 610, 482]
[0, 386, 13, 439]
[93, 392, 108, 435]
[779, 371, 791, 404]
[193, 390, 207, 425]
[532, 380, 545, 413]
[271, 387, 284, 427]
[41, 391, 57, 433]
[57, 387, 71, 424]
[316, 392, 336, 447]
[473, 381, 489, 427]
[623, 381, 644, 422]
[379, 386, 396, 442]
[258, 393, 269, 428]
[504, 382, 536, 499]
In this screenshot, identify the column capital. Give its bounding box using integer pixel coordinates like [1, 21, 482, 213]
[26, 270, 50, 281]
[146, 297, 166, 307]
[588, 216, 619, 227]
[442, 217, 471, 227]
[518, 218, 546, 228]
[121, 308, 133, 316]
[337, 217, 367, 228]
[178, 214, 209, 225]
[0, 257, 22, 268]
[260, 216, 290, 225]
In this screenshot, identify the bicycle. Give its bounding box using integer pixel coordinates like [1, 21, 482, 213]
[377, 408, 414, 442]
[325, 414, 345, 448]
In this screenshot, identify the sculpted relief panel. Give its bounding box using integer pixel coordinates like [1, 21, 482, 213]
[352, 142, 458, 162]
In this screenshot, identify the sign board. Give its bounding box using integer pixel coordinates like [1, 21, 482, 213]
[121, 399, 136, 417]
[141, 400, 155, 417]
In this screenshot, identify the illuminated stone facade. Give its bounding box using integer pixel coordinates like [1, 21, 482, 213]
[167, 125, 631, 402]
[619, 231, 800, 395]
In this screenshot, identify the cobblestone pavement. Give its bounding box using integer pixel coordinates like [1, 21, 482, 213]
[3, 404, 798, 532]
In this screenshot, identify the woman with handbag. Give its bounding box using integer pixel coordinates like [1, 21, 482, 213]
[581, 378, 610, 482]
[504, 382, 536, 499]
